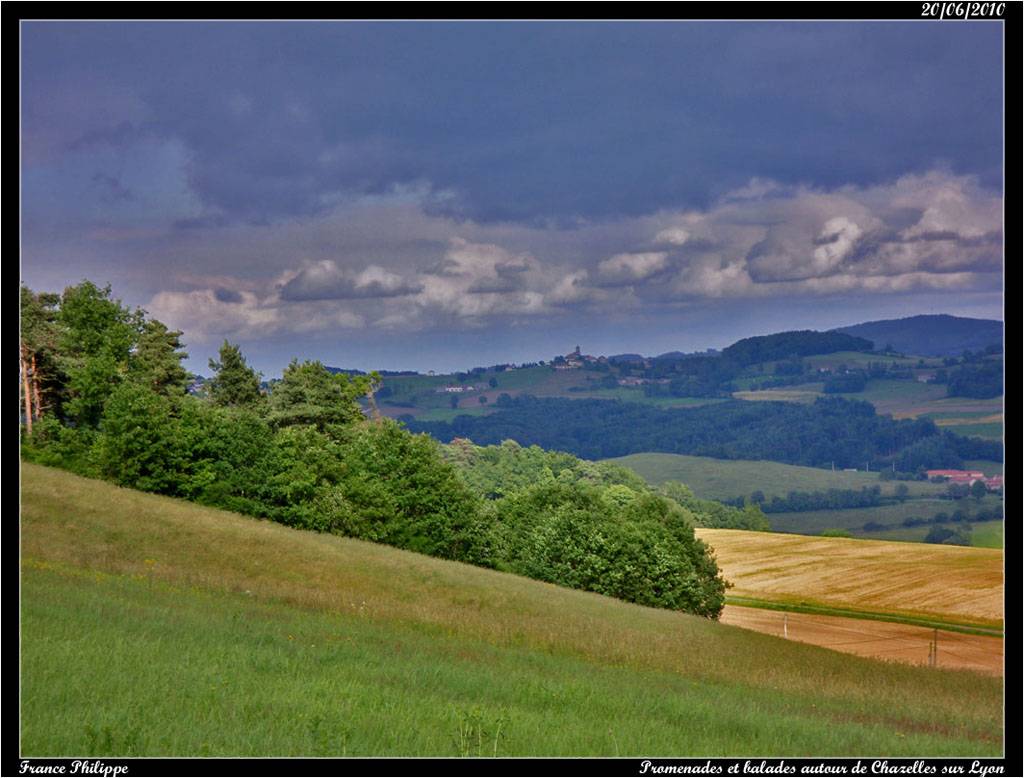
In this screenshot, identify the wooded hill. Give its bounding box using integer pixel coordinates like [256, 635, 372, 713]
[832, 314, 1002, 357]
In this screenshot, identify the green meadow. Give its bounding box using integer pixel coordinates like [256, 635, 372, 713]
[605, 452, 945, 501]
[20, 463, 1002, 757]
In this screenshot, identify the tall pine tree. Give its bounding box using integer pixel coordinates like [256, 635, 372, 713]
[131, 319, 191, 398]
[207, 341, 263, 407]
[266, 359, 371, 430]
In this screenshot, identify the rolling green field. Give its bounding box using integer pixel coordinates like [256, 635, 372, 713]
[20, 464, 1003, 756]
[568, 387, 725, 408]
[924, 412, 1004, 440]
[406, 405, 499, 423]
[936, 422, 1003, 440]
[802, 351, 937, 369]
[606, 452, 945, 501]
[732, 385, 823, 403]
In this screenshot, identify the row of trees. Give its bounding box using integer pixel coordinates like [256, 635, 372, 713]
[409, 394, 1001, 469]
[20, 281, 729, 619]
[725, 486, 886, 514]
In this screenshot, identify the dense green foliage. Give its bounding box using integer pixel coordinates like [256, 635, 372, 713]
[893, 430, 1002, 472]
[408, 394, 999, 469]
[822, 372, 867, 394]
[443, 438, 768, 535]
[442, 438, 649, 498]
[924, 525, 972, 546]
[56, 282, 148, 427]
[435, 438, 741, 612]
[657, 481, 771, 531]
[642, 355, 740, 398]
[486, 483, 727, 616]
[945, 360, 1003, 399]
[20, 280, 730, 619]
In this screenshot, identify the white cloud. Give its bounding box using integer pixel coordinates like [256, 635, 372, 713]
[653, 227, 691, 246]
[279, 260, 422, 301]
[147, 287, 364, 343]
[597, 252, 669, 283]
[137, 168, 1000, 341]
[812, 216, 863, 274]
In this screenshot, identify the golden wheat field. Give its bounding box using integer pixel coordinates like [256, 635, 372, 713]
[695, 528, 1003, 629]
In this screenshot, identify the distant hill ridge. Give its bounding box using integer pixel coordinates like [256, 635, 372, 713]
[328, 314, 1001, 378]
[832, 315, 1002, 357]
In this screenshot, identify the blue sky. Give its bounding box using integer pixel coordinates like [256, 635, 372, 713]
[21, 21, 1004, 376]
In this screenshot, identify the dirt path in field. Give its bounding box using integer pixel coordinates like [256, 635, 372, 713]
[721, 605, 1003, 675]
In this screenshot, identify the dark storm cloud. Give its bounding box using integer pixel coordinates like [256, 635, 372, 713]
[213, 287, 244, 303]
[20, 22, 1004, 375]
[22, 22, 1003, 227]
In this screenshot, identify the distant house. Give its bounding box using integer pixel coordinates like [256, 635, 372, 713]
[436, 385, 478, 394]
[926, 469, 994, 487]
[926, 469, 985, 480]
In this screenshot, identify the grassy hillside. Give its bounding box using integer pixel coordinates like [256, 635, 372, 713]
[20, 463, 1002, 756]
[695, 528, 1003, 631]
[606, 452, 945, 501]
